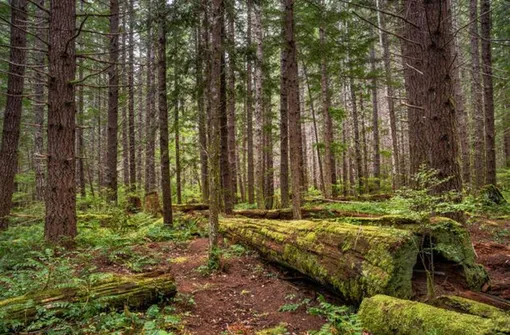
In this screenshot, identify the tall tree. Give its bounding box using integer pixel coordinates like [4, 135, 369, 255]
[33, 0, 46, 201]
[106, 0, 120, 202]
[0, 0, 28, 230]
[157, 0, 173, 226]
[377, 0, 401, 188]
[128, 0, 136, 190]
[197, 4, 209, 203]
[470, 0, 485, 188]
[283, 0, 301, 219]
[209, 0, 223, 265]
[145, 0, 157, 196]
[246, 0, 255, 204]
[45, 0, 77, 241]
[279, 12, 289, 208]
[253, 0, 265, 209]
[481, 0, 496, 186]
[421, 0, 462, 193]
[370, 48, 381, 191]
[320, 5, 335, 199]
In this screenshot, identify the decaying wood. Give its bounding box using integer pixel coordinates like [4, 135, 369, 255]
[0, 271, 176, 330]
[218, 216, 488, 303]
[359, 295, 510, 335]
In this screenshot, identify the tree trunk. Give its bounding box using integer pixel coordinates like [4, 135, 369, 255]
[227, 5, 238, 202]
[264, 96, 274, 209]
[470, 0, 486, 189]
[246, 0, 255, 204]
[199, 1, 209, 204]
[377, 0, 401, 188]
[279, 12, 290, 208]
[359, 295, 507, 335]
[0, 272, 176, 331]
[320, 13, 334, 199]
[283, 0, 302, 219]
[121, 14, 129, 187]
[174, 61, 182, 204]
[220, 218, 418, 303]
[220, 13, 233, 214]
[77, 59, 86, 198]
[209, 0, 224, 265]
[402, 0, 428, 180]
[106, 0, 120, 203]
[350, 78, 363, 194]
[45, 0, 77, 242]
[480, 0, 496, 186]
[157, 1, 173, 226]
[253, 0, 264, 209]
[144, 1, 157, 196]
[422, 0, 462, 194]
[370, 48, 381, 191]
[128, 0, 136, 190]
[0, 0, 28, 229]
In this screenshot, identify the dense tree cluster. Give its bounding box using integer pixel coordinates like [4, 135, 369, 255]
[0, 0, 508, 253]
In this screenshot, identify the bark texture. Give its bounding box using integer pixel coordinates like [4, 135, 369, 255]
[45, 0, 77, 242]
[0, 0, 28, 230]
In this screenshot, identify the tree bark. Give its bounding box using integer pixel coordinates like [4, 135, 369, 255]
[199, 0, 209, 203]
[480, 0, 496, 186]
[209, 0, 224, 265]
[45, 0, 77, 242]
[422, 0, 462, 194]
[0, 272, 176, 331]
[106, 0, 120, 202]
[128, 0, 136, 190]
[174, 59, 182, 204]
[220, 10, 233, 214]
[227, 4, 238, 202]
[370, 48, 381, 191]
[377, 0, 401, 188]
[279, 8, 289, 208]
[144, 0, 157, 195]
[246, 0, 255, 204]
[253, 0, 265, 209]
[349, 78, 363, 194]
[157, 1, 173, 226]
[470, 0, 486, 189]
[320, 9, 334, 199]
[0, 0, 28, 229]
[283, 0, 302, 219]
[32, 0, 46, 201]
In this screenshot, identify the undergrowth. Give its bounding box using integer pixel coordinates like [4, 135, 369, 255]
[0, 206, 203, 333]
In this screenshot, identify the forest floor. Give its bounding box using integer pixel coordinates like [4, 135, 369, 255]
[0, 198, 509, 334]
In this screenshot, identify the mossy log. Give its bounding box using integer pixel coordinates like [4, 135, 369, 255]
[233, 207, 375, 220]
[341, 216, 488, 289]
[358, 295, 510, 335]
[0, 271, 176, 329]
[219, 218, 419, 303]
[431, 295, 510, 329]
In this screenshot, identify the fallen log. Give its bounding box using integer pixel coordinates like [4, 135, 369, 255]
[431, 295, 510, 329]
[341, 216, 488, 289]
[358, 295, 510, 335]
[0, 271, 176, 330]
[220, 218, 420, 303]
[233, 207, 375, 220]
[172, 203, 209, 212]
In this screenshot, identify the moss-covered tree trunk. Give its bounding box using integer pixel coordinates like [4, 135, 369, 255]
[220, 218, 419, 303]
[359, 295, 509, 335]
[0, 272, 176, 330]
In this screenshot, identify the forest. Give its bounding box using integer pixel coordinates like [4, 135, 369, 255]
[0, 0, 509, 333]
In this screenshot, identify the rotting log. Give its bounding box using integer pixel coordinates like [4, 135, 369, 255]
[358, 295, 510, 335]
[431, 295, 510, 327]
[341, 216, 488, 289]
[219, 218, 420, 303]
[0, 271, 176, 330]
[233, 207, 376, 220]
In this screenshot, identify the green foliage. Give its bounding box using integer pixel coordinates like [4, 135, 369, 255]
[279, 296, 311, 312]
[307, 296, 362, 335]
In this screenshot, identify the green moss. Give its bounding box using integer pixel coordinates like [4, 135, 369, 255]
[359, 295, 503, 335]
[220, 218, 418, 303]
[431, 296, 510, 332]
